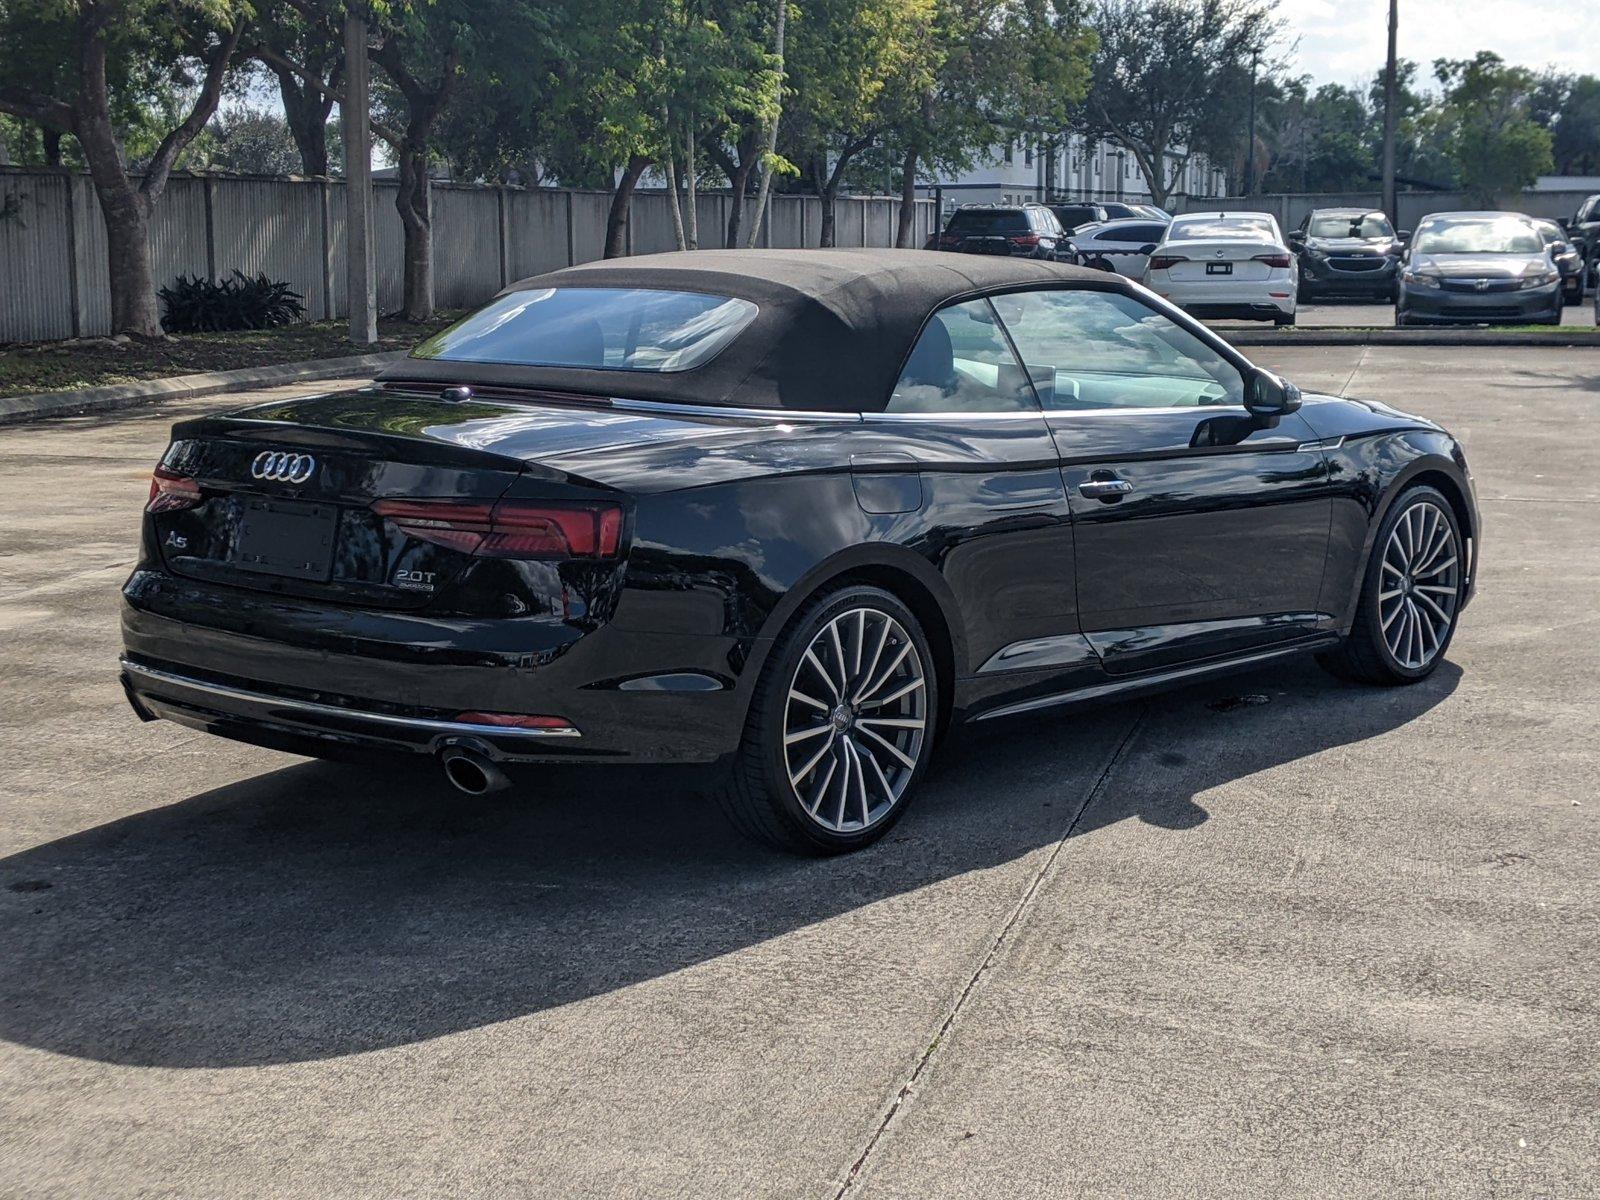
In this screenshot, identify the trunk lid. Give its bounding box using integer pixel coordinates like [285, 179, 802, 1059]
[151, 386, 629, 610]
[1163, 240, 1280, 282]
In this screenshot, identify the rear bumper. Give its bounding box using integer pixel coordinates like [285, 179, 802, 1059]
[122, 658, 584, 763]
[121, 569, 755, 765]
[1152, 279, 1294, 319]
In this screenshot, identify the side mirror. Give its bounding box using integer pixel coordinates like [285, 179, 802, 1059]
[1244, 368, 1302, 419]
[1557, 217, 1571, 232]
[1396, 229, 1412, 244]
[1286, 230, 1305, 245]
[1139, 243, 1157, 255]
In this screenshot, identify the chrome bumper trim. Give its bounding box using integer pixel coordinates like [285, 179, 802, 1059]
[119, 659, 582, 739]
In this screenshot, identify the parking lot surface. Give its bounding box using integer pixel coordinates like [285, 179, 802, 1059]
[2, 346, 1597, 1198]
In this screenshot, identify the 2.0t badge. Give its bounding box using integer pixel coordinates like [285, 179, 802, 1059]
[251, 450, 316, 484]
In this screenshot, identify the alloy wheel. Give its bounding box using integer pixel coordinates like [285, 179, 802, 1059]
[1378, 500, 1461, 670]
[781, 606, 928, 833]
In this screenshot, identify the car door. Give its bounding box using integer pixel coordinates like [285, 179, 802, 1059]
[991, 286, 1333, 676]
[859, 297, 1086, 705]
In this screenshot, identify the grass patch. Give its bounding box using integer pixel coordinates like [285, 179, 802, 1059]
[0, 312, 463, 397]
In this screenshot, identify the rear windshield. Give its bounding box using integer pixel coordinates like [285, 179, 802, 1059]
[1308, 212, 1394, 239]
[1168, 217, 1275, 241]
[412, 287, 758, 372]
[947, 210, 1029, 234]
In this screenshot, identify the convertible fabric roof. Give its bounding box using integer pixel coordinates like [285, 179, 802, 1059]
[380, 248, 1121, 412]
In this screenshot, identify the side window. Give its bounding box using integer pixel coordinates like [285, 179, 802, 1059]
[990, 289, 1245, 411]
[886, 299, 1039, 414]
[1114, 223, 1162, 245]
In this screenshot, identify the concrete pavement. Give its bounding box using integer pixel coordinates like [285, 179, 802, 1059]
[1, 352, 1596, 1198]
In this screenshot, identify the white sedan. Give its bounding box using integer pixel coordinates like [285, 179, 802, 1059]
[1141, 211, 1299, 325]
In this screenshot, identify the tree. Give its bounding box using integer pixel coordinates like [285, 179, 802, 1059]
[255, 0, 478, 318]
[1084, 0, 1279, 207]
[784, 0, 936, 246]
[1532, 71, 1600, 177]
[203, 104, 305, 174]
[879, 0, 1023, 247]
[1257, 79, 1373, 192]
[1434, 52, 1552, 206]
[243, 4, 343, 175]
[1365, 58, 1454, 189]
[0, 0, 247, 337]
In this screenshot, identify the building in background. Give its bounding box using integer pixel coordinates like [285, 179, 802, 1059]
[917, 132, 1226, 211]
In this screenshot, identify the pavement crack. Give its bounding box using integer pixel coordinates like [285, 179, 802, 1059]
[832, 709, 1149, 1197]
[1335, 345, 1370, 397]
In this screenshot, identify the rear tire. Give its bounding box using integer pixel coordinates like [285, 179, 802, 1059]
[1318, 485, 1465, 686]
[715, 584, 939, 854]
[1274, 311, 1296, 326]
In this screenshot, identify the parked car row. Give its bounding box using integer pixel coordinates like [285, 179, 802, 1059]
[924, 201, 1597, 327]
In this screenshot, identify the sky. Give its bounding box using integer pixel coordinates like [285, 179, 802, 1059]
[1275, 0, 1600, 91]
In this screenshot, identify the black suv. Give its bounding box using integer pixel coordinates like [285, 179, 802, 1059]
[1566, 193, 1600, 291]
[1288, 207, 1408, 301]
[925, 204, 1067, 259]
[1048, 202, 1109, 232]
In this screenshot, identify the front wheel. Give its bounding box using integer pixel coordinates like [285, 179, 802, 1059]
[1318, 485, 1466, 685]
[716, 585, 938, 853]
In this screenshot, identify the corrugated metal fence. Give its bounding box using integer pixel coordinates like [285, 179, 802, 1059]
[0, 169, 939, 343]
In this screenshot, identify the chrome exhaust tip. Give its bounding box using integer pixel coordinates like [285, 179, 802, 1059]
[440, 746, 510, 795]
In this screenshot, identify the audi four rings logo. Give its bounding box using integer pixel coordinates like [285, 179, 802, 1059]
[251, 450, 316, 484]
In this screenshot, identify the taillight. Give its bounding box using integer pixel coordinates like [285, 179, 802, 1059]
[372, 498, 623, 560]
[1148, 255, 1187, 271]
[147, 466, 201, 513]
[1253, 253, 1292, 268]
[1009, 233, 1041, 246]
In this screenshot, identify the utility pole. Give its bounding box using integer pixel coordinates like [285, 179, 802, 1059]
[343, 9, 377, 345]
[1244, 48, 1259, 196]
[1381, 0, 1399, 224]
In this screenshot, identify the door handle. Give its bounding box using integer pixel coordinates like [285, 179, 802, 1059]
[1078, 478, 1134, 500]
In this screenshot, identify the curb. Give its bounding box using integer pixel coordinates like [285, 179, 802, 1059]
[0, 351, 407, 426]
[1222, 328, 1600, 348]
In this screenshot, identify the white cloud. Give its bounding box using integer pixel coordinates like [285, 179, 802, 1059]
[1273, 0, 1600, 90]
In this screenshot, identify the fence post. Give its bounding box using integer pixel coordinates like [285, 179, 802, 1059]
[319, 180, 333, 320]
[203, 174, 217, 280]
[565, 191, 576, 266]
[64, 170, 83, 338]
[497, 186, 510, 286]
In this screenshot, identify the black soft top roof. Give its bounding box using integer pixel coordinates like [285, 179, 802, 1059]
[380, 248, 1116, 412]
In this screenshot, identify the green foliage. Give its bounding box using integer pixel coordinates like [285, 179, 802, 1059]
[1084, 0, 1280, 203]
[159, 271, 307, 333]
[1532, 72, 1600, 176]
[195, 106, 304, 174]
[1433, 52, 1554, 205]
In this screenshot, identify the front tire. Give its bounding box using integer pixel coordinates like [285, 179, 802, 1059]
[1318, 485, 1465, 685]
[716, 585, 938, 853]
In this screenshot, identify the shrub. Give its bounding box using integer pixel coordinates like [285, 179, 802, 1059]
[159, 271, 306, 334]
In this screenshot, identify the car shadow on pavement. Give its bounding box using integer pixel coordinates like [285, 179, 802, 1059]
[0, 657, 1457, 1068]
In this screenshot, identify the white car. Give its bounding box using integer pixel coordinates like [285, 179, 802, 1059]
[1141, 211, 1299, 325]
[1065, 216, 1172, 278]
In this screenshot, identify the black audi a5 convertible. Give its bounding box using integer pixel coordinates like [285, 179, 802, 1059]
[121, 249, 1478, 853]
